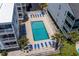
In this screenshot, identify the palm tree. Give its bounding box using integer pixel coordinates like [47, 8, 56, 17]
[51, 32, 65, 54]
[68, 31, 79, 43]
[18, 35, 29, 50]
[39, 3, 48, 10]
[39, 3, 48, 16]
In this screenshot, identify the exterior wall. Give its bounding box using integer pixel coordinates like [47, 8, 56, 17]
[0, 4, 19, 50]
[0, 22, 19, 50]
[48, 3, 73, 30]
[48, 3, 75, 37]
[15, 3, 30, 21]
[15, 3, 24, 21]
[12, 4, 19, 38]
[15, 3, 39, 21]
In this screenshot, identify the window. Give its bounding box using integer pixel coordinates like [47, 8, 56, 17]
[65, 20, 71, 28]
[63, 26, 67, 32]
[76, 19, 79, 22]
[5, 24, 12, 29]
[5, 41, 17, 45]
[72, 26, 78, 29]
[58, 4, 61, 10]
[0, 24, 12, 29]
[0, 25, 4, 29]
[2, 35, 8, 38]
[22, 3, 25, 5]
[16, 3, 20, 6]
[67, 11, 75, 20]
[2, 34, 15, 38]
[0, 45, 1, 48]
[19, 13, 22, 18]
[8, 34, 15, 37]
[22, 6, 25, 10]
[17, 7, 21, 11]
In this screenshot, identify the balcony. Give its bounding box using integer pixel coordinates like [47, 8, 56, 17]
[1, 37, 16, 41]
[4, 44, 18, 49]
[0, 29, 13, 34]
[64, 23, 71, 32]
[0, 30, 5, 33]
[5, 29, 13, 32]
[66, 16, 74, 26]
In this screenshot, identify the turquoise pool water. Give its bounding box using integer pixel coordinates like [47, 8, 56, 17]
[31, 21, 49, 41]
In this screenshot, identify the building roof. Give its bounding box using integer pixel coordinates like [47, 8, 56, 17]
[69, 3, 79, 19]
[0, 3, 14, 23]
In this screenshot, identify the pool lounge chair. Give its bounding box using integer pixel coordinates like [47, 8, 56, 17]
[41, 43, 44, 47]
[33, 14, 35, 18]
[39, 13, 41, 17]
[37, 44, 40, 49]
[45, 42, 47, 47]
[52, 41, 56, 48]
[34, 44, 37, 49]
[35, 14, 37, 18]
[37, 14, 39, 17]
[48, 41, 52, 46]
[29, 44, 33, 50]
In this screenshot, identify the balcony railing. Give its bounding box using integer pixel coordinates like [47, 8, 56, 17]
[1, 37, 16, 41]
[0, 29, 13, 33]
[64, 23, 70, 32]
[4, 44, 18, 48]
[0, 30, 5, 33]
[66, 16, 74, 26]
[5, 29, 13, 32]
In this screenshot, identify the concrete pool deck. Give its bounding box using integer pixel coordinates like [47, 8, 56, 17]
[24, 11, 59, 55]
[8, 10, 59, 56]
[8, 46, 59, 56]
[26, 11, 58, 44]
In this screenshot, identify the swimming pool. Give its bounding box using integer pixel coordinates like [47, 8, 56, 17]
[31, 21, 49, 41]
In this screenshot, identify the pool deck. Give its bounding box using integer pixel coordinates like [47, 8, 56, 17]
[26, 11, 58, 44]
[8, 46, 59, 56]
[8, 10, 59, 56]
[25, 11, 59, 55]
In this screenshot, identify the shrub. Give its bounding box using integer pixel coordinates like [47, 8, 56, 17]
[1, 50, 8, 56]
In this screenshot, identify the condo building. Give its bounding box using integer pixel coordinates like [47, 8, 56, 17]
[0, 3, 39, 50]
[48, 3, 79, 38]
[15, 3, 39, 22]
[1, 3, 79, 50]
[0, 3, 19, 50]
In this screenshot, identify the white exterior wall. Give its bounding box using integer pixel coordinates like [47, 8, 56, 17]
[12, 4, 19, 38]
[0, 22, 19, 50]
[0, 3, 19, 50]
[15, 3, 27, 21]
[48, 3, 74, 31]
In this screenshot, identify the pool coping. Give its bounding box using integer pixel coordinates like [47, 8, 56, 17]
[31, 21, 50, 41]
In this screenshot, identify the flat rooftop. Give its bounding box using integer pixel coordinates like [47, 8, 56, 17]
[69, 3, 79, 19]
[0, 3, 14, 23]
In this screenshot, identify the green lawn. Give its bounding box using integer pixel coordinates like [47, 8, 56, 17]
[50, 40, 78, 56]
